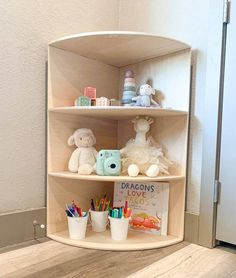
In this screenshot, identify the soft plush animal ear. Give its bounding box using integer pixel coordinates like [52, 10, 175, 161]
[147, 117, 154, 125]
[67, 135, 75, 146]
[132, 116, 139, 124]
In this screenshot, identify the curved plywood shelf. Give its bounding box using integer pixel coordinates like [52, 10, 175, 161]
[49, 106, 188, 120]
[49, 171, 185, 182]
[47, 31, 191, 251]
[49, 31, 190, 67]
[48, 228, 183, 251]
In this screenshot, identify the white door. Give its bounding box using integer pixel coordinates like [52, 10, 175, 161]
[216, 1, 236, 245]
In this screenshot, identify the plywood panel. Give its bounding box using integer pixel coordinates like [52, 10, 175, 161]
[49, 106, 188, 119]
[49, 229, 182, 251]
[48, 47, 119, 108]
[153, 116, 188, 176]
[48, 172, 185, 182]
[168, 180, 186, 238]
[49, 31, 190, 67]
[119, 50, 191, 111]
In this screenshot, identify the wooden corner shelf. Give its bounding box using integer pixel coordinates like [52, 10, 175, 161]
[49, 171, 185, 182]
[49, 106, 188, 120]
[47, 31, 191, 250]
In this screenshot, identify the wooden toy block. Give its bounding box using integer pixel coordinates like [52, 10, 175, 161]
[84, 87, 96, 100]
[96, 97, 110, 106]
[110, 99, 121, 106]
[74, 96, 91, 106]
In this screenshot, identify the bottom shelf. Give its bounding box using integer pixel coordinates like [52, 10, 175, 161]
[48, 227, 183, 251]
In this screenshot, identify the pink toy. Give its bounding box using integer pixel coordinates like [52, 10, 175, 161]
[84, 87, 96, 100]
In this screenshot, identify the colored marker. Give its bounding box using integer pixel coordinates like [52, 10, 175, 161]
[91, 199, 95, 211]
[124, 201, 128, 214]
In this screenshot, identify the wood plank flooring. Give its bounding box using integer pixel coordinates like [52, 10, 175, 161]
[0, 239, 235, 278]
[0, 239, 188, 278]
[129, 243, 236, 278]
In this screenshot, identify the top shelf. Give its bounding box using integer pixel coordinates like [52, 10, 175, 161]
[49, 31, 190, 67]
[49, 106, 188, 120]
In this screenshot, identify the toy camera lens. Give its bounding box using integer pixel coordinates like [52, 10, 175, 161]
[110, 163, 116, 169]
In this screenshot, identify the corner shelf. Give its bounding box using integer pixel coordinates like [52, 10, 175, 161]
[47, 31, 191, 251]
[48, 227, 183, 251]
[49, 106, 188, 120]
[49, 171, 185, 182]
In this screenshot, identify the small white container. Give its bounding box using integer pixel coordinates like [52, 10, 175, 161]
[108, 216, 131, 241]
[67, 213, 88, 240]
[89, 210, 109, 232]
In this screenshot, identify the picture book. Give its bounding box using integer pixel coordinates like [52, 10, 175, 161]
[113, 181, 169, 235]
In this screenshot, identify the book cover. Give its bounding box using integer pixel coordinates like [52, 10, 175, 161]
[113, 181, 169, 235]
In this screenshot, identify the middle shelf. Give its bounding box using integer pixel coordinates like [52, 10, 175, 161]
[49, 106, 188, 120]
[48, 171, 185, 182]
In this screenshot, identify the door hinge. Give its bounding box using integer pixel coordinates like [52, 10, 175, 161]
[214, 180, 221, 203]
[223, 0, 231, 24]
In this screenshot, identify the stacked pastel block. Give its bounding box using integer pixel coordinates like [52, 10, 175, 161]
[122, 70, 136, 105]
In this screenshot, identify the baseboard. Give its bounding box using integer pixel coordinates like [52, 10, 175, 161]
[0, 207, 46, 248]
[184, 212, 199, 244]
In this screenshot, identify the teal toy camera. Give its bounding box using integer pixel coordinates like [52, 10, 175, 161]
[96, 150, 121, 176]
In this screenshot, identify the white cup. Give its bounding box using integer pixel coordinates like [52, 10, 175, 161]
[89, 210, 109, 232]
[67, 213, 88, 240]
[108, 216, 131, 240]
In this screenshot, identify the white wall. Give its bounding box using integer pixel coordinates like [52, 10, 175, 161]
[118, 0, 210, 214]
[0, 0, 209, 215]
[0, 0, 119, 213]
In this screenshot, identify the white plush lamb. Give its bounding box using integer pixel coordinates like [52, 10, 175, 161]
[132, 84, 160, 107]
[68, 128, 98, 175]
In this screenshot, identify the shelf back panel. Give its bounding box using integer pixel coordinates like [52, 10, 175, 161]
[119, 50, 191, 112]
[48, 47, 119, 108]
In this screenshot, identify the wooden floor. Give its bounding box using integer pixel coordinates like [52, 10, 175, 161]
[0, 239, 236, 278]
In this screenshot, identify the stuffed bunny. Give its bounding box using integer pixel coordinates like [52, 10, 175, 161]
[132, 84, 159, 107]
[68, 128, 98, 175]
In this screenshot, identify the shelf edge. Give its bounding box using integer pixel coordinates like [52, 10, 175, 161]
[48, 233, 183, 251]
[48, 172, 185, 182]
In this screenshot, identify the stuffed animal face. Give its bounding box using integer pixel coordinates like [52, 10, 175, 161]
[140, 84, 155, 96]
[68, 128, 96, 148]
[132, 117, 153, 133]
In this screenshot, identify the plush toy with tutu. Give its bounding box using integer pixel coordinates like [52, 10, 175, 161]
[68, 128, 98, 175]
[120, 116, 172, 177]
